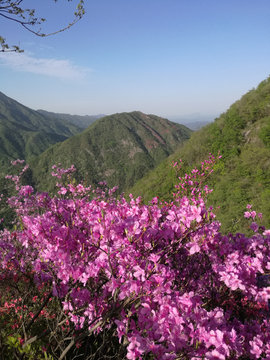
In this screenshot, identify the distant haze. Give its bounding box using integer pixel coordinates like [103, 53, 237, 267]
[166, 113, 218, 123]
[1, 1, 270, 117]
[166, 113, 218, 131]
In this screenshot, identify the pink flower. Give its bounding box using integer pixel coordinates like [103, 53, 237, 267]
[189, 243, 200, 254]
[250, 222, 258, 232]
[250, 337, 263, 358]
[115, 319, 126, 342]
[58, 187, 67, 195]
[191, 205, 202, 222]
[76, 184, 84, 193]
[151, 197, 159, 205]
[4, 154, 270, 360]
[205, 349, 225, 360]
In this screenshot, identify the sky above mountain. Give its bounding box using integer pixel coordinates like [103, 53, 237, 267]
[1, 0, 270, 118]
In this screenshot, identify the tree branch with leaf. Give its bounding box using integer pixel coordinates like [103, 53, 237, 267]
[0, 0, 85, 52]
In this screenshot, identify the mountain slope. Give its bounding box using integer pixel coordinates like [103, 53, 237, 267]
[0, 92, 83, 166]
[29, 111, 192, 193]
[129, 76, 270, 233]
[36, 110, 105, 129]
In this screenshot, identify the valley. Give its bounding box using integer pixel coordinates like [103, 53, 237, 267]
[0, 93, 192, 228]
[1, 76, 270, 234]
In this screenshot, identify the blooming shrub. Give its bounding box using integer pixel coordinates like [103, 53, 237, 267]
[1, 156, 270, 359]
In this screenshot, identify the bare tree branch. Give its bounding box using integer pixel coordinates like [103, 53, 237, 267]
[24, 290, 53, 333]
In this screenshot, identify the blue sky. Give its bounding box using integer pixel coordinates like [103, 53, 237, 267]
[1, 0, 270, 119]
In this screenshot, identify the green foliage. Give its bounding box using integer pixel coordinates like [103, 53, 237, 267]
[207, 106, 245, 160]
[129, 75, 270, 234]
[2, 334, 50, 360]
[0, 92, 90, 229]
[36, 110, 104, 129]
[0, 92, 84, 168]
[3, 76, 270, 235]
[29, 111, 192, 195]
[0, 99, 192, 230]
[259, 120, 270, 147]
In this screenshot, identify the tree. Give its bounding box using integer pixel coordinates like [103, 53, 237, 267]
[0, 0, 85, 52]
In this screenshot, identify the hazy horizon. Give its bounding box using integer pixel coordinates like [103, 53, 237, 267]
[1, 0, 270, 117]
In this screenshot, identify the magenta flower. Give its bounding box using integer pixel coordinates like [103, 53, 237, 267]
[205, 349, 225, 360]
[2, 158, 270, 359]
[250, 337, 263, 359]
[250, 222, 259, 232]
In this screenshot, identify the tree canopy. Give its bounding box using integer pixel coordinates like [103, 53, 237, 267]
[0, 0, 85, 52]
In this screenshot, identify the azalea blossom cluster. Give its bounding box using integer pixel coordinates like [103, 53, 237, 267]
[1, 159, 270, 359]
[51, 163, 76, 179]
[173, 152, 222, 204]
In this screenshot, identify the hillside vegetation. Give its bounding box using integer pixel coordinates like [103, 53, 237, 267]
[29, 111, 192, 194]
[0, 92, 83, 166]
[129, 76, 270, 234]
[0, 92, 93, 229]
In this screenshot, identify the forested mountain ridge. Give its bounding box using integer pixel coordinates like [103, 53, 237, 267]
[0, 92, 84, 165]
[29, 111, 192, 194]
[129, 76, 270, 233]
[37, 109, 105, 129]
[0, 93, 192, 229]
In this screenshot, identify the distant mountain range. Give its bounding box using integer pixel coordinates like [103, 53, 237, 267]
[179, 120, 211, 131]
[167, 113, 217, 131]
[0, 92, 192, 174]
[37, 109, 105, 129]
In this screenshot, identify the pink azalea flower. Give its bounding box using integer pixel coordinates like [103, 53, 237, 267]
[250, 337, 263, 359]
[250, 222, 259, 232]
[205, 349, 225, 360]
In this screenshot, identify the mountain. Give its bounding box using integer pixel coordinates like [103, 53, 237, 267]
[180, 121, 211, 131]
[37, 110, 105, 129]
[0, 92, 84, 166]
[129, 76, 270, 234]
[167, 113, 216, 131]
[29, 111, 192, 194]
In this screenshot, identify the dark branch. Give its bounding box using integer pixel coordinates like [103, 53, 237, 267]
[0, 0, 85, 52]
[24, 290, 53, 333]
